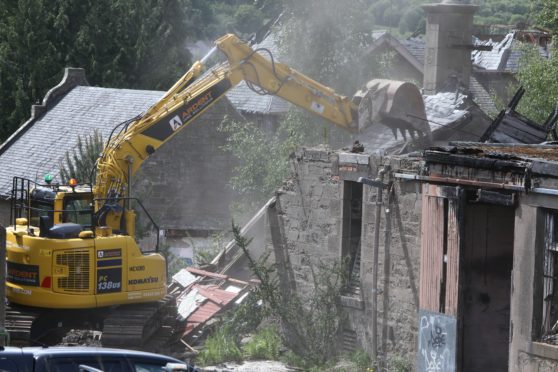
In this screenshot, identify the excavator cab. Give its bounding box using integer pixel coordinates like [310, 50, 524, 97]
[6, 176, 167, 310]
[10, 177, 93, 239]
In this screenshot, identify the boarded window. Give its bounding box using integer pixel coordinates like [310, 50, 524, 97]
[419, 184, 461, 315]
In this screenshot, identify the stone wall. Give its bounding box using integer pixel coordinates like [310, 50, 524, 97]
[270, 146, 422, 364]
[518, 352, 558, 372]
[0, 200, 10, 226]
[135, 99, 243, 232]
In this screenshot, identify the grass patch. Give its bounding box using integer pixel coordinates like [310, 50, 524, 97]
[349, 349, 373, 371]
[386, 355, 411, 372]
[197, 327, 242, 366]
[243, 327, 282, 360]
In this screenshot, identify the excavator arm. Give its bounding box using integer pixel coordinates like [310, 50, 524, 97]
[94, 34, 432, 233]
[94, 34, 359, 231]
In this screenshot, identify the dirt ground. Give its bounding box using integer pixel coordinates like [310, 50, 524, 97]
[200, 361, 299, 371]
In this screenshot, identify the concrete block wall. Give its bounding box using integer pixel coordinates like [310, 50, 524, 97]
[272, 146, 422, 364]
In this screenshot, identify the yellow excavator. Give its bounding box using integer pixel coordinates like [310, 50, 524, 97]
[5, 33, 429, 346]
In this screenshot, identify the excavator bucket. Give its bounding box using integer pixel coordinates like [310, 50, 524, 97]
[353, 79, 431, 140]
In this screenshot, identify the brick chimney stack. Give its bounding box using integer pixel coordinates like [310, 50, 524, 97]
[422, 0, 478, 95]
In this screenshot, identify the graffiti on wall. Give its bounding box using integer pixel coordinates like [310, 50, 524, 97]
[417, 310, 456, 372]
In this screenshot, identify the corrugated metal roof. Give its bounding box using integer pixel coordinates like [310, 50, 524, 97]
[177, 288, 207, 320]
[180, 284, 240, 337]
[172, 269, 199, 288]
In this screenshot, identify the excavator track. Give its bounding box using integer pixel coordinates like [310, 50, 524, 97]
[4, 294, 178, 350]
[101, 294, 177, 348]
[5, 305, 40, 345]
[5, 304, 104, 346]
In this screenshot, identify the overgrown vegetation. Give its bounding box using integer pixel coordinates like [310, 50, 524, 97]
[243, 327, 282, 360]
[515, 44, 558, 124]
[197, 326, 243, 366]
[219, 110, 326, 216]
[196, 222, 348, 368]
[514, 0, 558, 125]
[349, 349, 373, 371]
[59, 129, 103, 183]
[194, 232, 225, 267]
[235, 221, 348, 365]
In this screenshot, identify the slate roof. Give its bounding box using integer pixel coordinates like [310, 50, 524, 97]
[0, 83, 164, 197]
[383, 31, 548, 74]
[423, 92, 469, 127]
[356, 90, 491, 154]
[472, 32, 549, 72]
[0, 34, 294, 198]
[400, 37, 426, 67]
[225, 33, 290, 115]
[469, 76, 498, 115]
[367, 33, 498, 116]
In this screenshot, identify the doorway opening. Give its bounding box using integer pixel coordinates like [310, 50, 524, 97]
[461, 202, 515, 372]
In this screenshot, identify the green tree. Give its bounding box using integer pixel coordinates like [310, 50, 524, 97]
[234, 4, 265, 35]
[399, 6, 423, 34]
[534, 0, 558, 33]
[514, 0, 558, 124]
[516, 45, 558, 125]
[0, 0, 193, 142]
[0, 0, 60, 140]
[219, 109, 328, 217]
[280, 0, 374, 95]
[59, 129, 103, 183]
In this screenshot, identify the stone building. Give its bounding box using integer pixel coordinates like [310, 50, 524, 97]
[0, 67, 245, 263]
[213, 1, 558, 370]
[369, 4, 551, 117]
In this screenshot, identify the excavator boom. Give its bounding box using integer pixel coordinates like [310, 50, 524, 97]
[94, 34, 360, 233]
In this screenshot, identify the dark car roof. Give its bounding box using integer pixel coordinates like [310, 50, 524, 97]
[15, 346, 181, 360]
[0, 346, 193, 372]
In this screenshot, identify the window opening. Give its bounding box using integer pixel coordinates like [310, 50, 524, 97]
[342, 181, 363, 296]
[541, 209, 558, 342]
[63, 195, 93, 227]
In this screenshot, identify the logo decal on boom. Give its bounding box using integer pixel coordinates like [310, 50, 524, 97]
[141, 79, 232, 141]
[168, 115, 183, 131]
